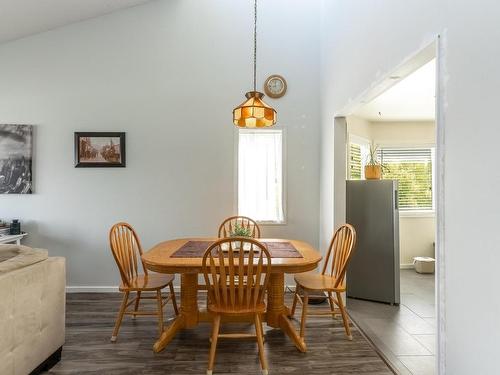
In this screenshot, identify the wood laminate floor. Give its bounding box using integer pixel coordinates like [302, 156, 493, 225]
[43, 292, 393, 375]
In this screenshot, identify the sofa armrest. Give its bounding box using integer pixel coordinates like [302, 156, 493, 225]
[0, 256, 66, 375]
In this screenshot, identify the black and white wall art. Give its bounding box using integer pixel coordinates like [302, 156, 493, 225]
[0, 124, 33, 194]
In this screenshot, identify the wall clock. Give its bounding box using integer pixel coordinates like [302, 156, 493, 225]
[264, 75, 287, 98]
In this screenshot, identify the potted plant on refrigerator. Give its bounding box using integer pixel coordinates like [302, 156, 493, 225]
[364, 145, 384, 180]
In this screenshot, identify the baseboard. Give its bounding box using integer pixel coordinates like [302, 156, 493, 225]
[67, 281, 415, 293]
[66, 285, 298, 293]
[400, 264, 415, 269]
[66, 285, 186, 293]
[66, 286, 119, 293]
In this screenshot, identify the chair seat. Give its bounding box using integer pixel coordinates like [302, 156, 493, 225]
[207, 287, 266, 315]
[208, 301, 266, 315]
[294, 272, 345, 292]
[119, 273, 175, 291]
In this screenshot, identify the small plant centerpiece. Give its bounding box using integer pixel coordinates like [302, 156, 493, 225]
[364, 144, 384, 180]
[228, 223, 253, 251]
[230, 223, 253, 238]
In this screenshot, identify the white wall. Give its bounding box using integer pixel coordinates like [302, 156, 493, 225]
[346, 116, 371, 140]
[320, 1, 500, 373]
[0, 0, 321, 287]
[348, 118, 435, 145]
[371, 120, 435, 146]
[400, 216, 435, 264]
[347, 118, 436, 266]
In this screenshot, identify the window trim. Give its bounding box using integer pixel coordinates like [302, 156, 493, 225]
[400, 210, 436, 218]
[347, 134, 371, 180]
[234, 127, 287, 225]
[377, 143, 436, 213]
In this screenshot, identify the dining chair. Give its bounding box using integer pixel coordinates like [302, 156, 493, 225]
[218, 215, 261, 238]
[290, 224, 356, 342]
[202, 237, 271, 375]
[108, 222, 179, 342]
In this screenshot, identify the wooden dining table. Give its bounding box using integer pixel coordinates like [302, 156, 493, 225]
[142, 237, 322, 353]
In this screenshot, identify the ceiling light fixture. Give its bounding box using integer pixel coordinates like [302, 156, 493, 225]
[232, 0, 277, 128]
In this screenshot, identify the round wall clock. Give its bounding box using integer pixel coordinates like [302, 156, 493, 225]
[264, 74, 287, 98]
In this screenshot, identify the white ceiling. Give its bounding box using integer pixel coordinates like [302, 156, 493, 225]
[354, 59, 436, 122]
[0, 0, 153, 44]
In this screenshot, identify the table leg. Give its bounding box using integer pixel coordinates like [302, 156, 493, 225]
[180, 273, 199, 328]
[266, 273, 307, 352]
[266, 273, 287, 327]
[279, 314, 307, 353]
[153, 314, 185, 353]
[153, 273, 199, 353]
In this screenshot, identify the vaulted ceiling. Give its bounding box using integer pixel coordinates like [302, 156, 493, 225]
[0, 0, 152, 44]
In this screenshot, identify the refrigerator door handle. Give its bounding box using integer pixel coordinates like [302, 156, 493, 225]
[395, 189, 399, 209]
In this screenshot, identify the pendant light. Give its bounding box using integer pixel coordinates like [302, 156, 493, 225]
[233, 0, 277, 128]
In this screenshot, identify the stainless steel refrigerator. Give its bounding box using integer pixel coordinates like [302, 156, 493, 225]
[346, 180, 400, 305]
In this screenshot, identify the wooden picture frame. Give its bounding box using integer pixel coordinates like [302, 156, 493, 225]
[74, 132, 126, 168]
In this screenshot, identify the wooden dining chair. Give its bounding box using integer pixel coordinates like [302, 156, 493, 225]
[218, 216, 261, 238]
[108, 222, 179, 342]
[290, 224, 356, 342]
[202, 237, 271, 375]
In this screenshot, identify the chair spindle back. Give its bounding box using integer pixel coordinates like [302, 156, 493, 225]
[321, 224, 357, 288]
[218, 216, 261, 238]
[109, 222, 146, 287]
[202, 237, 271, 311]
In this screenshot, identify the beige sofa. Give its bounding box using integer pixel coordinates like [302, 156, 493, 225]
[0, 244, 65, 375]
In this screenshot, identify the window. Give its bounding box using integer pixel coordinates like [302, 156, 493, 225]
[348, 136, 370, 180]
[238, 130, 284, 223]
[378, 147, 435, 211]
[349, 143, 362, 179]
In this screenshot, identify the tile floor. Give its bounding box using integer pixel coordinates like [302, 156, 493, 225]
[347, 269, 436, 375]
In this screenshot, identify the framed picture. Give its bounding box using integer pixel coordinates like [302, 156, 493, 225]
[74, 132, 126, 168]
[0, 124, 33, 194]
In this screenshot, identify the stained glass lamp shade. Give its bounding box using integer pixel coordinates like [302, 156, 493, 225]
[233, 91, 277, 128]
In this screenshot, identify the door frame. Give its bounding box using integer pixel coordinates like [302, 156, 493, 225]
[332, 37, 446, 374]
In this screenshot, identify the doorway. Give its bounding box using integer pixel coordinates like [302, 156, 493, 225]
[333, 41, 443, 375]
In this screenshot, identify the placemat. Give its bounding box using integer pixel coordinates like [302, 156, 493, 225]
[171, 240, 303, 258]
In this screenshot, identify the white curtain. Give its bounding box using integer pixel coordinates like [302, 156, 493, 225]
[238, 130, 284, 223]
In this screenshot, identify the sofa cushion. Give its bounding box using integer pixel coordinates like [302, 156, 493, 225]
[0, 245, 48, 274]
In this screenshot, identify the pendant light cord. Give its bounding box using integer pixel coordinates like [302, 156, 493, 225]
[253, 0, 257, 92]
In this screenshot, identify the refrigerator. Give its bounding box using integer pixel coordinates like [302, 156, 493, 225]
[346, 180, 400, 305]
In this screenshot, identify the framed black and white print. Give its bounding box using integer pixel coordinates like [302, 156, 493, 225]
[0, 124, 33, 194]
[75, 132, 126, 168]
